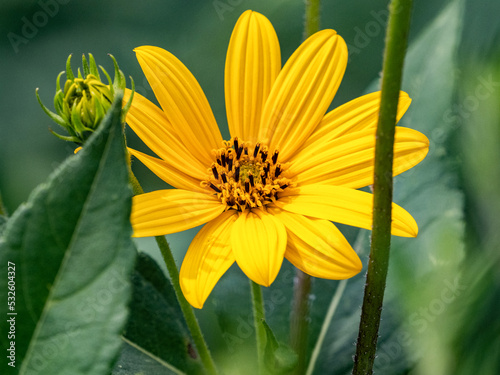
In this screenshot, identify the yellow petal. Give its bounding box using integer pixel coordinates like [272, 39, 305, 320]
[302, 91, 411, 149]
[128, 148, 206, 193]
[274, 185, 418, 237]
[123, 89, 207, 180]
[289, 127, 429, 189]
[124, 88, 175, 134]
[134, 46, 223, 165]
[259, 29, 348, 161]
[180, 210, 237, 309]
[131, 189, 225, 237]
[268, 207, 362, 279]
[225, 10, 281, 142]
[231, 209, 287, 286]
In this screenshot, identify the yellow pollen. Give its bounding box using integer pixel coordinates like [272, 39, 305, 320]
[202, 137, 292, 211]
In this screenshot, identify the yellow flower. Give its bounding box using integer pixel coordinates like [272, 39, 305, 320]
[125, 10, 429, 308]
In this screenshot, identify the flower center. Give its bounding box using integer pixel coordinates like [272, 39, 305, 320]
[202, 138, 292, 211]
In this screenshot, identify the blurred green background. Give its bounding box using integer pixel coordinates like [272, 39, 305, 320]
[1, 0, 499, 374]
[1, 0, 452, 209]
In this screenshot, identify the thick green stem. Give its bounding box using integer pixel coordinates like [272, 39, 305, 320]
[290, 270, 312, 374]
[352, 1, 413, 374]
[129, 172, 218, 375]
[251, 280, 266, 374]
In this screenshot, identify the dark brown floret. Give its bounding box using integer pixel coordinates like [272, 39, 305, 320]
[249, 173, 255, 187]
[275, 164, 281, 178]
[272, 150, 279, 164]
[253, 143, 261, 158]
[236, 146, 243, 159]
[209, 183, 221, 193]
[203, 139, 292, 212]
[211, 165, 219, 179]
[260, 150, 268, 163]
[234, 165, 240, 182]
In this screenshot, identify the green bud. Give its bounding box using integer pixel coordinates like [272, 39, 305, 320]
[37, 53, 134, 145]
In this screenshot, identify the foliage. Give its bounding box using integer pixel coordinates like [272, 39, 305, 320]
[0, 96, 137, 374]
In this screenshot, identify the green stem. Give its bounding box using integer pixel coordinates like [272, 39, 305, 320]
[127, 164, 143, 196]
[288, 1, 321, 373]
[303, 0, 321, 40]
[129, 171, 218, 375]
[155, 235, 218, 375]
[251, 280, 266, 374]
[290, 270, 312, 375]
[352, 1, 413, 374]
[306, 279, 347, 375]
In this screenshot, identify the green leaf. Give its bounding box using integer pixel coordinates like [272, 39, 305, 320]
[262, 320, 279, 364]
[450, 60, 500, 375]
[113, 252, 202, 374]
[389, 0, 466, 308]
[0, 215, 7, 236]
[0, 94, 137, 375]
[262, 320, 298, 375]
[113, 338, 186, 375]
[206, 263, 297, 375]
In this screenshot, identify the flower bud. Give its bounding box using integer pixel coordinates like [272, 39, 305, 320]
[37, 53, 134, 145]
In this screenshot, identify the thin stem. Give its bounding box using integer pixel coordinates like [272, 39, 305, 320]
[251, 280, 266, 375]
[288, 1, 321, 373]
[352, 0, 413, 374]
[129, 172, 218, 375]
[127, 164, 143, 196]
[290, 270, 312, 375]
[155, 235, 218, 375]
[306, 279, 348, 375]
[303, 0, 321, 40]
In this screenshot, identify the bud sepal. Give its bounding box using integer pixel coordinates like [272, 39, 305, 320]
[37, 53, 134, 145]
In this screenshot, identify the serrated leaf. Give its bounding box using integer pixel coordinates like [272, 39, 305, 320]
[113, 252, 202, 374]
[0, 94, 137, 375]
